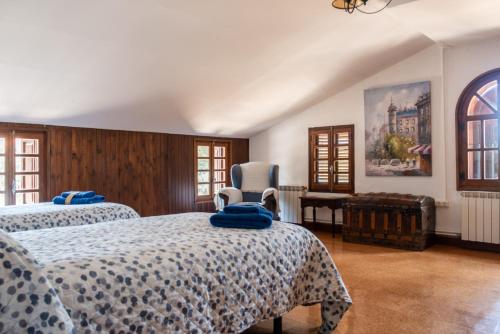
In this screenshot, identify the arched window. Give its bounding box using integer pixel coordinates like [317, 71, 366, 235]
[457, 69, 499, 191]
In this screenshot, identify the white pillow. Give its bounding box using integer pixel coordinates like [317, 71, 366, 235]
[240, 162, 271, 192]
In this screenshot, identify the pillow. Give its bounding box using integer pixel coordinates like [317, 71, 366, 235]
[0, 230, 74, 333]
[240, 162, 271, 192]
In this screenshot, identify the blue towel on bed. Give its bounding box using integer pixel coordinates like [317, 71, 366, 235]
[210, 211, 272, 229]
[61, 191, 96, 199]
[52, 195, 105, 205]
[223, 203, 273, 218]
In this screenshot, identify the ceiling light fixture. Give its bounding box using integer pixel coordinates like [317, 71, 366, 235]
[332, 0, 393, 14]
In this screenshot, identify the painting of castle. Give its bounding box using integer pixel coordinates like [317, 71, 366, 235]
[364, 81, 431, 176]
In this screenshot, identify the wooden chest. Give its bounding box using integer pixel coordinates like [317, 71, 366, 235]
[342, 193, 436, 250]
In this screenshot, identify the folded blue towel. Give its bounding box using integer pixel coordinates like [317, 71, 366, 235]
[53, 195, 105, 205]
[223, 204, 273, 218]
[210, 212, 272, 229]
[61, 191, 96, 199]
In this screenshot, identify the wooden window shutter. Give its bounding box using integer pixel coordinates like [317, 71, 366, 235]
[309, 127, 332, 192]
[332, 125, 354, 193]
[309, 125, 355, 194]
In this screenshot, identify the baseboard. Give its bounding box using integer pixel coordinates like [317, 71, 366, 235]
[434, 234, 500, 253]
[301, 221, 500, 253]
[433, 234, 462, 247]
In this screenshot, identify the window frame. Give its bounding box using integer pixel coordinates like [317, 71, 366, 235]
[308, 125, 355, 194]
[0, 129, 10, 206]
[456, 68, 500, 192]
[194, 139, 231, 202]
[0, 127, 48, 205]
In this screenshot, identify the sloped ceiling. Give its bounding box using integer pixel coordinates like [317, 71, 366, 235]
[387, 0, 500, 46]
[0, 0, 499, 137]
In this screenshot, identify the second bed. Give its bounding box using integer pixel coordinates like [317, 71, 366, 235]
[0, 202, 140, 232]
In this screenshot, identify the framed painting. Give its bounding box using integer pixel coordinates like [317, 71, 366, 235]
[364, 81, 431, 176]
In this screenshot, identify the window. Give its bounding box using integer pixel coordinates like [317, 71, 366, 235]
[0, 130, 47, 206]
[457, 69, 499, 191]
[194, 140, 231, 201]
[309, 125, 354, 193]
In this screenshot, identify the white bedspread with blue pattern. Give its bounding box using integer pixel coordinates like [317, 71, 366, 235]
[5, 212, 351, 334]
[0, 202, 140, 232]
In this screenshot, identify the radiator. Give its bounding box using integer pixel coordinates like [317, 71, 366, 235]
[279, 185, 307, 223]
[461, 192, 500, 244]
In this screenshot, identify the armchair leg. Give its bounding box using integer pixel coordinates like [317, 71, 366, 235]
[273, 317, 282, 334]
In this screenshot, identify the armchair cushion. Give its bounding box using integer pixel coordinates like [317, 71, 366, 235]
[242, 192, 263, 203]
[240, 162, 272, 192]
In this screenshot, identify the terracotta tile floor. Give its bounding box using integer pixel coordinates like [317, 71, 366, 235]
[245, 231, 500, 334]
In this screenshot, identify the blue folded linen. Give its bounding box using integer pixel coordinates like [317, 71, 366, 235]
[61, 191, 96, 199]
[210, 212, 272, 229]
[223, 203, 273, 218]
[53, 195, 105, 205]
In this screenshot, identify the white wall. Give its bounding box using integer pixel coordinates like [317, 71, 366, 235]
[440, 38, 500, 234]
[250, 38, 500, 235]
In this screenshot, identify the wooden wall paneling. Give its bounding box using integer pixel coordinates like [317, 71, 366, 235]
[181, 134, 196, 213]
[165, 134, 195, 214]
[127, 131, 141, 213]
[1, 121, 249, 217]
[128, 131, 163, 216]
[195, 201, 216, 212]
[150, 132, 164, 215]
[0, 122, 46, 131]
[231, 138, 249, 165]
[117, 130, 133, 211]
[48, 127, 72, 197]
[70, 128, 97, 191]
[96, 129, 164, 216]
[96, 129, 121, 205]
[159, 134, 169, 215]
[131, 132, 144, 214]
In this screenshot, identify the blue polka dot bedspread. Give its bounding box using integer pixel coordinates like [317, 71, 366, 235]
[1, 212, 352, 334]
[0, 202, 140, 232]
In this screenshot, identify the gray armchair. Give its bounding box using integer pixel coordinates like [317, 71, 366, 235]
[215, 162, 279, 220]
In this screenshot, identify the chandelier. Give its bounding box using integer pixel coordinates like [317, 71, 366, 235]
[332, 0, 393, 14]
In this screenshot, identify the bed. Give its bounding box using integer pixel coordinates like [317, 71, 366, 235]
[2, 212, 351, 334]
[0, 202, 140, 232]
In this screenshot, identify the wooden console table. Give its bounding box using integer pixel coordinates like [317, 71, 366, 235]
[300, 195, 351, 237]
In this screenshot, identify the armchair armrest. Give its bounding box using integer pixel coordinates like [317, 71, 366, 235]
[214, 187, 243, 211]
[261, 187, 280, 213]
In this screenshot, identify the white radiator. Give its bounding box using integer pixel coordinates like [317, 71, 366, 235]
[461, 192, 500, 243]
[279, 185, 307, 223]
